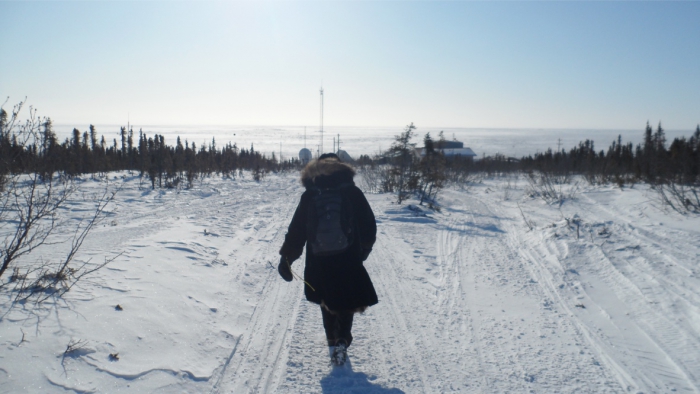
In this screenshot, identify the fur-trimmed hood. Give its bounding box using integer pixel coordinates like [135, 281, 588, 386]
[301, 158, 356, 189]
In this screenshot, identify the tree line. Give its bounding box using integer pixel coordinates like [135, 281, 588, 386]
[518, 122, 700, 186]
[1, 105, 297, 190]
[2, 103, 698, 209]
[356, 122, 700, 212]
[517, 122, 700, 212]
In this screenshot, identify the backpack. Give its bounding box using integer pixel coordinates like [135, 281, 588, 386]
[307, 184, 355, 256]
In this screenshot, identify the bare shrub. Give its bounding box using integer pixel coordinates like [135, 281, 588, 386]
[501, 174, 519, 201]
[357, 163, 383, 194]
[517, 202, 533, 231]
[0, 101, 121, 310]
[655, 182, 700, 214]
[526, 171, 580, 206]
[64, 338, 89, 356]
[252, 166, 267, 181]
[2, 183, 122, 307]
[1, 174, 74, 280]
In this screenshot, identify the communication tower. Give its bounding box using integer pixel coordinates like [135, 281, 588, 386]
[320, 87, 324, 156]
[299, 126, 312, 164]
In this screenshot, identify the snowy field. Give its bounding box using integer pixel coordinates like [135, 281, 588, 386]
[1, 170, 699, 393]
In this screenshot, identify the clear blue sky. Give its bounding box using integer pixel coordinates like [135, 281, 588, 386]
[1, 1, 698, 129]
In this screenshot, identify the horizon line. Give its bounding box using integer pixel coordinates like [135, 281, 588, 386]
[48, 123, 699, 132]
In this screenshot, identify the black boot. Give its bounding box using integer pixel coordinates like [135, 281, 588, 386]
[331, 339, 348, 366]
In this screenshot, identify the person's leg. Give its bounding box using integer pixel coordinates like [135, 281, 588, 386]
[322, 306, 355, 347]
[321, 306, 337, 347]
[335, 310, 354, 347]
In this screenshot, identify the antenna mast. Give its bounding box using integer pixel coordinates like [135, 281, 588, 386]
[320, 87, 324, 155]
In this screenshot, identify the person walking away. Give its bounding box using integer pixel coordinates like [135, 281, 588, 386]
[278, 153, 377, 366]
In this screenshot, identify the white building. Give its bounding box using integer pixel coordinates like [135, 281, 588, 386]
[416, 140, 477, 161]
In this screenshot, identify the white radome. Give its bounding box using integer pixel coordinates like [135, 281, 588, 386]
[299, 148, 312, 164]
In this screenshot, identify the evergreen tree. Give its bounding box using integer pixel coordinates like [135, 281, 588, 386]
[418, 132, 446, 207]
[644, 121, 653, 154]
[654, 122, 666, 153]
[0, 108, 8, 139]
[90, 125, 98, 151]
[120, 126, 127, 160]
[127, 128, 134, 169]
[387, 123, 418, 203]
[41, 118, 56, 153]
[72, 128, 81, 151]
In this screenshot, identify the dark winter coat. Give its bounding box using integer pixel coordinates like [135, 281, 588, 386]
[279, 158, 378, 312]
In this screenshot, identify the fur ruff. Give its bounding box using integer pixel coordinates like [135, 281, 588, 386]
[301, 158, 356, 186]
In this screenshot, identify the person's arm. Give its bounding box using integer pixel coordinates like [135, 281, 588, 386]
[279, 192, 309, 262]
[353, 186, 376, 254]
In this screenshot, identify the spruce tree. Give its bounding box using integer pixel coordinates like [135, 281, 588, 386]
[388, 123, 417, 203]
[0, 108, 8, 139]
[90, 125, 98, 151]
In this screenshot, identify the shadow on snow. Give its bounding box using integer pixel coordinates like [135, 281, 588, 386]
[320, 360, 404, 394]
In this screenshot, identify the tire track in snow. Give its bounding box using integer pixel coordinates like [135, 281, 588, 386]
[503, 189, 700, 393]
[579, 190, 700, 308]
[370, 237, 433, 392]
[594, 242, 700, 392]
[433, 211, 486, 391]
[210, 181, 305, 393]
[450, 197, 537, 392]
[545, 193, 700, 392]
[446, 189, 623, 393]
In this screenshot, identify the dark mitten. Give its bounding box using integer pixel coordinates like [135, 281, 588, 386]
[278, 255, 293, 282]
[360, 248, 372, 262]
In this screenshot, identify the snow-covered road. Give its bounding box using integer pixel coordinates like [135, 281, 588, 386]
[1, 173, 699, 393]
